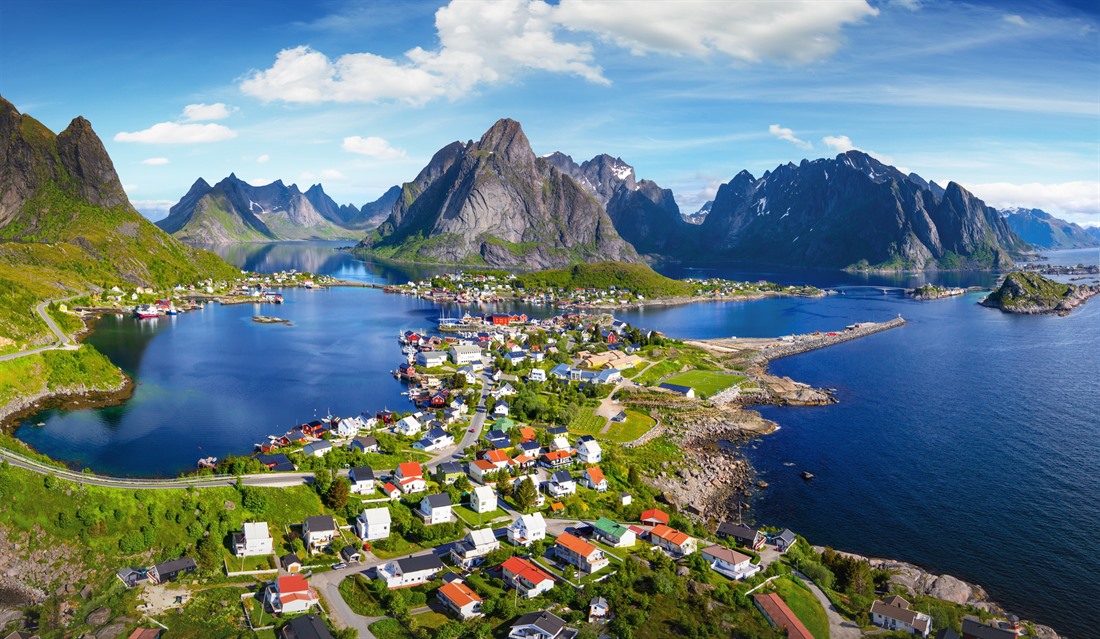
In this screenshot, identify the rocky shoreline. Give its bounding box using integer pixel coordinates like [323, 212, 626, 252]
[0, 375, 133, 430]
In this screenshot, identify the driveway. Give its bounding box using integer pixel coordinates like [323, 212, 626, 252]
[793, 570, 862, 639]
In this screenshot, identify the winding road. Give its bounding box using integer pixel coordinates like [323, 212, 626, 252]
[0, 294, 83, 362]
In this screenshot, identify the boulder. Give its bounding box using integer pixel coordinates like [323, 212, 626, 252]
[85, 606, 110, 627]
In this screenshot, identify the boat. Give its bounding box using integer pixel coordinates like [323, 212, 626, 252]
[800, 471, 814, 480]
[197, 456, 218, 469]
[133, 304, 159, 319]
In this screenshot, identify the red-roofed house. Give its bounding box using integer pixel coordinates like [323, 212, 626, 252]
[382, 482, 401, 498]
[540, 449, 572, 468]
[483, 449, 514, 468]
[501, 556, 555, 598]
[438, 579, 483, 619]
[640, 509, 669, 525]
[470, 459, 501, 484]
[753, 593, 814, 639]
[265, 575, 320, 614]
[554, 532, 609, 573]
[395, 462, 426, 493]
[581, 467, 607, 492]
[649, 524, 697, 557]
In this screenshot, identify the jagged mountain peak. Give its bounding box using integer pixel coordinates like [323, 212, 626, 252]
[475, 118, 535, 165]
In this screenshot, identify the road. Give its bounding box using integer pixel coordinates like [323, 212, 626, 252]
[425, 365, 492, 471]
[0, 294, 83, 362]
[793, 570, 862, 639]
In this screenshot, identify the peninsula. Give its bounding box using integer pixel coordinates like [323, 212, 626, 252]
[980, 271, 1100, 316]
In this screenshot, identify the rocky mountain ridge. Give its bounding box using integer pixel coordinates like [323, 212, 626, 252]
[1000, 207, 1100, 249]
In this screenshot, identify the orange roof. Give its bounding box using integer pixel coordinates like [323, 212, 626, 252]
[550, 502, 565, 511]
[556, 531, 598, 558]
[543, 450, 571, 461]
[650, 524, 692, 547]
[753, 593, 814, 639]
[383, 482, 398, 493]
[439, 580, 482, 608]
[513, 454, 533, 464]
[279, 590, 318, 604]
[128, 630, 161, 639]
[520, 427, 537, 441]
[277, 574, 310, 594]
[472, 459, 496, 471]
[399, 476, 424, 487]
[585, 467, 605, 484]
[640, 508, 669, 524]
[398, 462, 422, 478]
[485, 450, 513, 464]
[501, 556, 554, 585]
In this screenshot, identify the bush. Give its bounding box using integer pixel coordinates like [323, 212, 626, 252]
[800, 561, 835, 590]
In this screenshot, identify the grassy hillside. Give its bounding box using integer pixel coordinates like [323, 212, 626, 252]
[515, 262, 695, 298]
[984, 271, 1074, 309]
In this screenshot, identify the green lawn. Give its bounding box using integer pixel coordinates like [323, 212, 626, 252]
[661, 370, 747, 398]
[603, 409, 655, 442]
[452, 504, 511, 527]
[567, 409, 606, 436]
[634, 360, 682, 386]
[369, 618, 414, 639]
[368, 534, 426, 560]
[338, 574, 388, 616]
[771, 576, 830, 639]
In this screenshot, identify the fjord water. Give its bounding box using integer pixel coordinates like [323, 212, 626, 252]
[17, 242, 1099, 634]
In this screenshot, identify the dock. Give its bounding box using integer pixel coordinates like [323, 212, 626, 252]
[686, 317, 907, 363]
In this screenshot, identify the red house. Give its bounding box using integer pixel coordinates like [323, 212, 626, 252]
[491, 314, 512, 326]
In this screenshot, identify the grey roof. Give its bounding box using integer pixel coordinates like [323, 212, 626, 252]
[340, 546, 360, 561]
[512, 610, 567, 636]
[397, 553, 444, 573]
[349, 466, 374, 481]
[257, 452, 291, 465]
[518, 441, 541, 452]
[960, 617, 1017, 639]
[486, 429, 508, 439]
[426, 427, 450, 440]
[548, 426, 568, 435]
[436, 461, 464, 475]
[551, 470, 573, 483]
[280, 614, 334, 639]
[352, 435, 378, 448]
[154, 557, 196, 575]
[590, 596, 608, 607]
[577, 435, 595, 444]
[423, 493, 452, 508]
[281, 553, 302, 568]
[659, 382, 694, 394]
[776, 528, 796, 543]
[717, 522, 760, 540]
[305, 515, 337, 532]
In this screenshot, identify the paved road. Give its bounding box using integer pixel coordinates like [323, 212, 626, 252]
[793, 570, 862, 639]
[425, 366, 491, 471]
[0, 294, 83, 362]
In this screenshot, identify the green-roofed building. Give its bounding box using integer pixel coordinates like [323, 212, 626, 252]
[592, 517, 636, 548]
[494, 417, 516, 432]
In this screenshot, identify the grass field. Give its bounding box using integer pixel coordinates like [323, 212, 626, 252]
[604, 409, 656, 443]
[452, 504, 511, 527]
[568, 409, 606, 436]
[661, 370, 746, 398]
[772, 575, 830, 639]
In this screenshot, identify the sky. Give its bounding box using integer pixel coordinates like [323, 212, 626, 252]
[2, 0, 1098, 226]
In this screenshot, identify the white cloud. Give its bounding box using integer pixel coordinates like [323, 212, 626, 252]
[115, 122, 237, 144]
[823, 135, 856, 153]
[130, 199, 176, 221]
[1003, 14, 1028, 27]
[966, 181, 1100, 226]
[247, 178, 273, 187]
[182, 103, 237, 121]
[555, 0, 877, 63]
[301, 169, 347, 182]
[890, 0, 922, 10]
[342, 135, 406, 159]
[257, 154, 270, 164]
[769, 124, 812, 150]
[141, 157, 170, 165]
[240, 0, 875, 105]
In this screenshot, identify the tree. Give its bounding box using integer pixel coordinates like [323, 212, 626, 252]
[313, 468, 334, 497]
[326, 477, 350, 510]
[241, 486, 268, 514]
[514, 476, 537, 512]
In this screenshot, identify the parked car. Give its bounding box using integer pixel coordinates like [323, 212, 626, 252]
[332, 562, 347, 570]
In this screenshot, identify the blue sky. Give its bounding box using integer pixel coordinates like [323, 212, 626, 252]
[3, 0, 1098, 226]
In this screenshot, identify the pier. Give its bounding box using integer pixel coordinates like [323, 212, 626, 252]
[686, 317, 907, 363]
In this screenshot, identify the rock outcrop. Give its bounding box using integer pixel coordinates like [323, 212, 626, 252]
[980, 271, 1100, 315]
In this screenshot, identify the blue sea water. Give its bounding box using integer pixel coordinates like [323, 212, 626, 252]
[16, 243, 1099, 635]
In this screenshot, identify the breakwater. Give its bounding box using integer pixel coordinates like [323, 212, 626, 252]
[754, 317, 906, 363]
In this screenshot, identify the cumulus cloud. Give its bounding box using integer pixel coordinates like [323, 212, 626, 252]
[967, 181, 1100, 226]
[115, 122, 237, 144]
[301, 169, 348, 182]
[246, 178, 273, 187]
[769, 124, 812, 150]
[240, 0, 875, 105]
[342, 135, 406, 159]
[130, 199, 176, 222]
[1003, 14, 1028, 27]
[822, 135, 856, 153]
[141, 157, 170, 165]
[182, 103, 237, 121]
[257, 154, 270, 164]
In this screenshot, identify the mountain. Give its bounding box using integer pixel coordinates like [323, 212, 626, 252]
[360, 119, 638, 268]
[1000, 207, 1100, 249]
[981, 271, 1100, 315]
[683, 202, 711, 225]
[157, 175, 369, 243]
[544, 153, 689, 256]
[698, 151, 1031, 270]
[0, 96, 237, 346]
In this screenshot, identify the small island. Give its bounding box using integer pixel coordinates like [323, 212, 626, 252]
[907, 284, 969, 300]
[980, 271, 1100, 316]
[252, 315, 292, 325]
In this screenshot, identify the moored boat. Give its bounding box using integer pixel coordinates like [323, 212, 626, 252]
[133, 304, 159, 319]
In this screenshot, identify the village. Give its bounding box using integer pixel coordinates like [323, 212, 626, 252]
[82, 308, 1031, 639]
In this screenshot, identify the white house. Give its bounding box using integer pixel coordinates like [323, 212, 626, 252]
[377, 554, 444, 589]
[591, 517, 635, 548]
[395, 415, 422, 436]
[555, 532, 609, 573]
[501, 556, 555, 599]
[450, 344, 483, 365]
[302, 440, 332, 457]
[233, 522, 273, 557]
[576, 438, 602, 464]
[348, 466, 375, 494]
[871, 596, 932, 637]
[349, 435, 379, 453]
[438, 579, 483, 619]
[493, 383, 517, 398]
[302, 515, 337, 553]
[470, 485, 498, 514]
[394, 462, 427, 494]
[550, 436, 571, 452]
[456, 366, 478, 385]
[420, 493, 453, 525]
[547, 469, 576, 498]
[580, 467, 607, 492]
[493, 401, 510, 417]
[415, 351, 448, 368]
[469, 459, 501, 485]
[700, 545, 761, 581]
[508, 611, 573, 639]
[528, 368, 547, 382]
[649, 524, 697, 557]
[413, 427, 455, 452]
[449, 527, 500, 569]
[265, 575, 320, 614]
[355, 507, 391, 541]
[507, 512, 547, 546]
